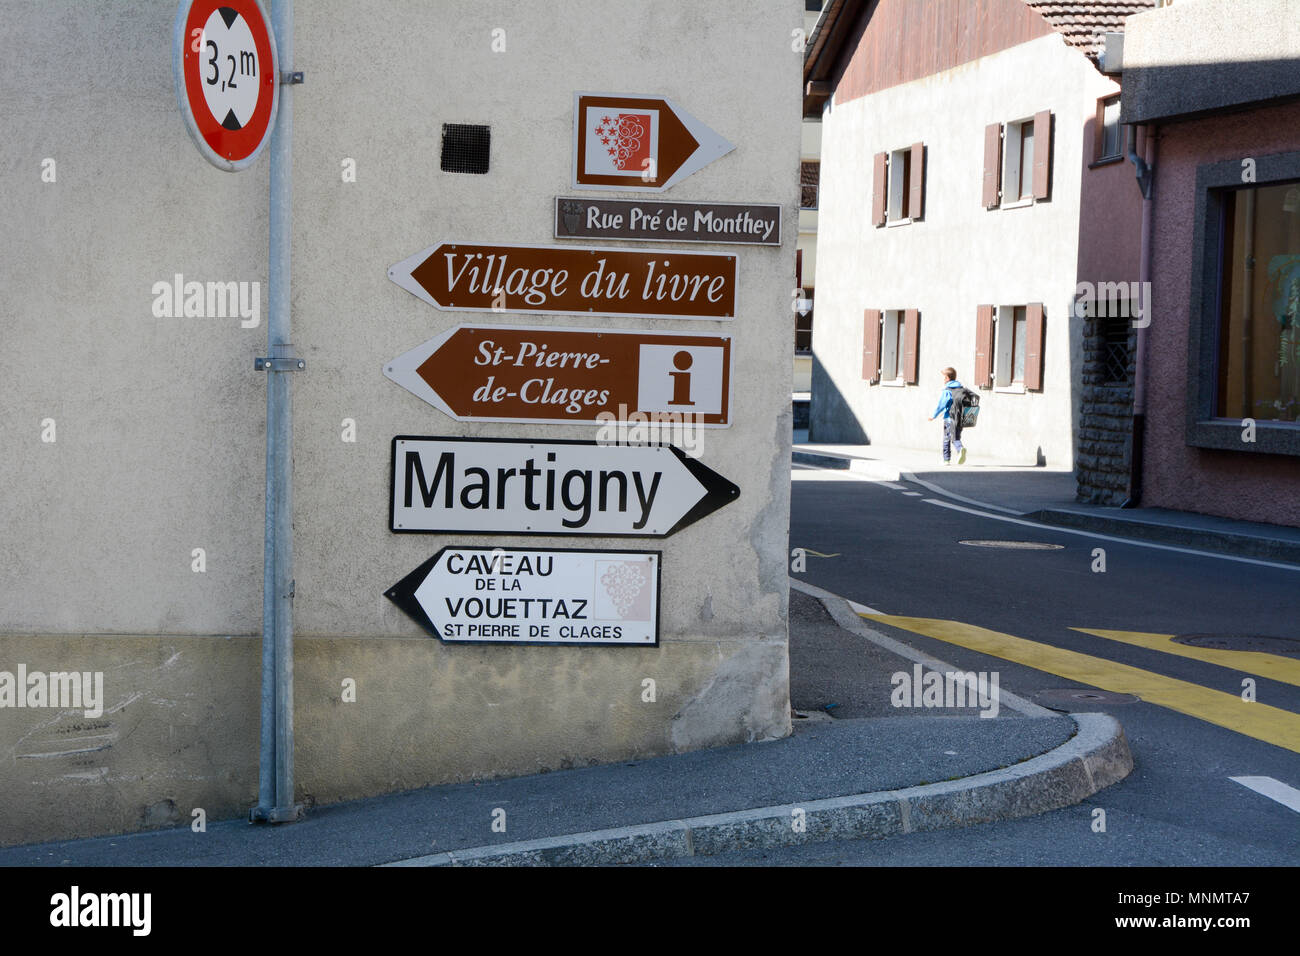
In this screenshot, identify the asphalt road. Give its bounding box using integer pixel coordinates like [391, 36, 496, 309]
[729, 465, 1300, 866]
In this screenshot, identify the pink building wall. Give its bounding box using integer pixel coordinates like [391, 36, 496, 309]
[1076, 103, 1144, 287]
[1143, 100, 1300, 526]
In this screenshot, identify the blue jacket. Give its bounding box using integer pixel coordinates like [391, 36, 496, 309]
[934, 381, 964, 420]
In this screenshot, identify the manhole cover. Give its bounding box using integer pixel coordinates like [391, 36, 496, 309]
[1173, 634, 1300, 656]
[1035, 688, 1140, 710]
[959, 539, 1065, 550]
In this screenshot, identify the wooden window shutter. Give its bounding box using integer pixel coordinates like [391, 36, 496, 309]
[872, 152, 888, 226]
[1025, 302, 1045, 390]
[982, 124, 1002, 208]
[908, 143, 924, 220]
[903, 309, 920, 383]
[975, 305, 994, 387]
[862, 309, 882, 383]
[1032, 110, 1052, 200]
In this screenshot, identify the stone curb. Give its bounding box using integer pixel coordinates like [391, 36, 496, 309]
[792, 449, 901, 481]
[1030, 508, 1300, 566]
[382, 712, 1133, 867]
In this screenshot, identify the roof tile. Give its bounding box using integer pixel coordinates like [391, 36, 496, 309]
[1024, 0, 1158, 59]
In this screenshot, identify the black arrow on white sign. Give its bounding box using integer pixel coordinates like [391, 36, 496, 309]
[389, 436, 740, 538]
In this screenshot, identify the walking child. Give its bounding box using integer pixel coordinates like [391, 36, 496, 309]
[928, 367, 967, 464]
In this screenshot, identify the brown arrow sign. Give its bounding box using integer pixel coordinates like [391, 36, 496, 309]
[388, 242, 736, 320]
[384, 325, 733, 426]
[573, 92, 735, 191]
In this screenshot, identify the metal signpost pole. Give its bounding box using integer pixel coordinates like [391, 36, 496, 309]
[254, 0, 301, 823]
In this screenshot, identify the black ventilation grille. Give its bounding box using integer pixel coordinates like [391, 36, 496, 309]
[441, 124, 490, 174]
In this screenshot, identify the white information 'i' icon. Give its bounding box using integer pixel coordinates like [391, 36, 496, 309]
[638, 345, 724, 416]
[200, 8, 260, 131]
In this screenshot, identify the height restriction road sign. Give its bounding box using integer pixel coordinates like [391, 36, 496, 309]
[173, 0, 279, 171]
[384, 325, 733, 426]
[573, 93, 735, 191]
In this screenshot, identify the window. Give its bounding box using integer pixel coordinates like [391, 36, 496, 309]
[862, 309, 920, 384]
[1011, 306, 1028, 382]
[984, 112, 1052, 208]
[800, 161, 819, 210]
[975, 303, 1044, 390]
[872, 144, 925, 226]
[1079, 294, 1134, 384]
[887, 148, 911, 221]
[881, 310, 905, 382]
[1096, 95, 1123, 162]
[1215, 179, 1300, 422]
[1004, 120, 1035, 202]
[993, 306, 1027, 386]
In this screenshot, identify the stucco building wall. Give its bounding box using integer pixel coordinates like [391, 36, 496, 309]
[811, 32, 1116, 465]
[0, 0, 801, 846]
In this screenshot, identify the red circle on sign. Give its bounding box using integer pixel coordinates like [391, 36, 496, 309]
[177, 0, 278, 169]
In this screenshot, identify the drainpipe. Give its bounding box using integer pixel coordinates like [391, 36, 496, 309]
[1122, 123, 1155, 509]
[251, 0, 301, 824]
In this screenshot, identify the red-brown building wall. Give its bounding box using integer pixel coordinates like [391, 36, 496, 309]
[1144, 100, 1300, 526]
[830, 0, 1053, 103]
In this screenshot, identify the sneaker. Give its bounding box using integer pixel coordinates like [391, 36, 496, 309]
[957, 447, 967, 465]
[943, 459, 951, 465]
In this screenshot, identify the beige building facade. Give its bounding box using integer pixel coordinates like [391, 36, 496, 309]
[0, 0, 802, 846]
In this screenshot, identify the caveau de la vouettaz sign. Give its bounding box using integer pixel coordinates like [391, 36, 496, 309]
[384, 325, 732, 426]
[390, 436, 739, 538]
[555, 198, 780, 246]
[386, 546, 661, 646]
[388, 242, 736, 320]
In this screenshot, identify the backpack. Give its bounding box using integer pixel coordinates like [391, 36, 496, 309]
[951, 386, 980, 429]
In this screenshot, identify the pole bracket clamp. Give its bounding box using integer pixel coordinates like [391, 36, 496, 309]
[255, 356, 306, 372]
[281, 71, 304, 85]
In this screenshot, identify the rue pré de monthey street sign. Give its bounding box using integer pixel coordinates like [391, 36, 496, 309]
[384, 325, 732, 427]
[555, 197, 781, 246]
[389, 437, 739, 538]
[571, 93, 735, 192]
[172, 0, 279, 171]
[388, 242, 736, 321]
[386, 546, 661, 647]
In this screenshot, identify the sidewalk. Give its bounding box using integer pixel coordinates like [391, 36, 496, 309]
[0, 586, 1132, 867]
[793, 435, 1300, 565]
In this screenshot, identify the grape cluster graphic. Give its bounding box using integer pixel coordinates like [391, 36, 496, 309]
[594, 114, 647, 171]
[600, 561, 648, 618]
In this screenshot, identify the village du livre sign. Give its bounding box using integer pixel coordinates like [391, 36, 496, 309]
[390, 437, 739, 538]
[385, 325, 732, 426]
[386, 547, 661, 646]
[389, 242, 736, 320]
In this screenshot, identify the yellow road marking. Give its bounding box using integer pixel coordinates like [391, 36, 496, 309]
[1073, 628, 1300, 688]
[863, 614, 1300, 754]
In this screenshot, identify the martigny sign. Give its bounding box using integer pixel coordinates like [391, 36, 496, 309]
[389, 436, 739, 538]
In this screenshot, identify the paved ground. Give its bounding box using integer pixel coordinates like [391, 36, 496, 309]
[782, 455, 1300, 866]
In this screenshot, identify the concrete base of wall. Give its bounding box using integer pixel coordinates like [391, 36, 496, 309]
[0, 632, 790, 848]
